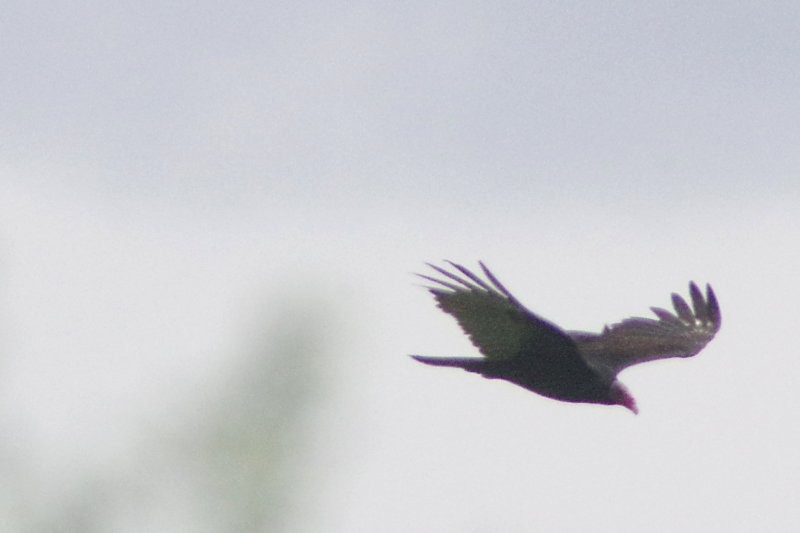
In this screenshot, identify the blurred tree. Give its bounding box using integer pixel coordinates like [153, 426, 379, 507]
[193, 302, 331, 532]
[1, 296, 336, 532]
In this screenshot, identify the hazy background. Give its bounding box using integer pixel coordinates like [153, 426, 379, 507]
[2, 2, 799, 531]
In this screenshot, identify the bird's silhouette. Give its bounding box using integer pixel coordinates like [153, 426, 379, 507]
[412, 261, 721, 414]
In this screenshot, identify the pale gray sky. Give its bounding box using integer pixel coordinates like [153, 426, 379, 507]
[2, 2, 799, 532]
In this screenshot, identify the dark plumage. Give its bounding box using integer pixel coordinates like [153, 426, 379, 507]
[411, 261, 721, 414]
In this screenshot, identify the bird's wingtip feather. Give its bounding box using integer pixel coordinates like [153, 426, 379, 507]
[671, 292, 693, 322]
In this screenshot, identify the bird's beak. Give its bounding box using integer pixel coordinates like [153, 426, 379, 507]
[610, 381, 638, 415]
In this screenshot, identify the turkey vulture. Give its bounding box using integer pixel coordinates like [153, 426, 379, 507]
[411, 261, 721, 414]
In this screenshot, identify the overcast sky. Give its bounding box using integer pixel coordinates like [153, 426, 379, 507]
[2, 2, 799, 532]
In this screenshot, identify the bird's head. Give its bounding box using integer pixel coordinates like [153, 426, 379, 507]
[609, 381, 638, 415]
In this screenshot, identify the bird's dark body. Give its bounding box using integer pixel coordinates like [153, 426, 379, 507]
[412, 261, 721, 413]
[412, 354, 615, 405]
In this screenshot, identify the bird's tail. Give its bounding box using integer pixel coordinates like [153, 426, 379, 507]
[410, 355, 487, 372]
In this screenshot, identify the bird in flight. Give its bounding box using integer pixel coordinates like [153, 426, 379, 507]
[411, 261, 721, 414]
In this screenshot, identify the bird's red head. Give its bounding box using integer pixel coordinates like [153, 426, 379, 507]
[609, 381, 638, 415]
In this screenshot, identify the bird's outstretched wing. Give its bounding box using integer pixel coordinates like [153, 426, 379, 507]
[571, 283, 721, 376]
[418, 261, 581, 363]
